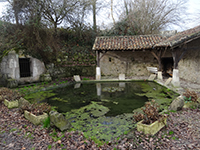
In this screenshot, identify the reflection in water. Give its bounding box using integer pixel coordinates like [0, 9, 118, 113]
[25, 81, 178, 116]
[119, 82, 125, 88]
[96, 83, 101, 96]
[74, 83, 81, 89]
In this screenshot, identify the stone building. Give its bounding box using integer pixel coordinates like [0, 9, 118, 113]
[93, 25, 200, 86]
[0, 51, 46, 87]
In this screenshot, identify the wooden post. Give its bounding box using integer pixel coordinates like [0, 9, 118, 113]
[172, 47, 187, 69]
[97, 51, 100, 67]
[151, 49, 162, 71]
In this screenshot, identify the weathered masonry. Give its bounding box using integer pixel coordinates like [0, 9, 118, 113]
[92, 25, 200, 86]
[0, 51, 46, 87]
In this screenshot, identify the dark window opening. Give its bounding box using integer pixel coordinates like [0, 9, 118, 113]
[19, 58, 31, 78]
[161, 57, 173, 77]
[109, 57, 112, 62]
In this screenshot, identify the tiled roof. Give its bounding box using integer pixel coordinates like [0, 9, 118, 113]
[92, 35, 167, 51]
[155, 25, 200, 48]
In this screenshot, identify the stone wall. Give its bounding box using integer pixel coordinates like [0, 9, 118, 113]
[1, 51, 20, 80]
[47, 64, 96, 79]
[0, 51, 46, 86]
[100, 50, 172, 77]
[179, 38, 200, 83]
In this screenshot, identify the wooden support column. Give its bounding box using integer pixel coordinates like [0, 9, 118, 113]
[151, 49, 162, 71]
[97, 51, 100, 67]
[172, 48, 187, 69]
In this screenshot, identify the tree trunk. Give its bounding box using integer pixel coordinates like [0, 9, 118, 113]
[92, 0, 97, 32]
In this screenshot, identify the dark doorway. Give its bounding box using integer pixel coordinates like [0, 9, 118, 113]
[161, 57, 173, 76]
[19, 58, 31, 77]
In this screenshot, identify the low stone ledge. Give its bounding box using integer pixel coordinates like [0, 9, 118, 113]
[4, 99, 19, 109]
[137, 116, 167, 135]
[24, 110, 48, 125]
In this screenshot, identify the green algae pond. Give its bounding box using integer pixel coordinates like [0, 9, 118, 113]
[23, 81, 179, 142]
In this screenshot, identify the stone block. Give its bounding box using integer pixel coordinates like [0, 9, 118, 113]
[148, 74, 156, 81]
[164, 77, 172, 86]
[183, 101, 200, 109]
[119, 74, 125, 80]
[49, 111, 71, 131]
[4, 99, 19, 109]
[18, 97, 31, 108]
[169, 95, 184, 111]
[24, 110, 48, 125]
[73, 75, 81, 82]
[137, 116, 167, 135]
[96, 67, 101, 80]
[171, 69, 180, 87]
[40, 74, 52, 82]
[6, 79, 18, 88]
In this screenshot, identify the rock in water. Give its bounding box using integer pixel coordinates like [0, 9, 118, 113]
[49, 111, 71, 131]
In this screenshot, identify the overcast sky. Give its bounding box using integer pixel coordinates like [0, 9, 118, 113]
[0, 0, 200, 31]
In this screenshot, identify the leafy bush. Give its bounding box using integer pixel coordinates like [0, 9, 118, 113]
[183, 89, 199, 102]
[133, 100, 163, 125]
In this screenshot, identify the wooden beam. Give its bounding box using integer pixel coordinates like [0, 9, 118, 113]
[100, 51, 107, 60]
[151, 50, 162, 71]
[172, 47, 188, 69]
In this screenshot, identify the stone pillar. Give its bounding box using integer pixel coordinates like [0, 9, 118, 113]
[157, 71, 163, 80]
[96, 67, 101, 80]
[171, 69, 180, 87]
[119, 74, 125, 80]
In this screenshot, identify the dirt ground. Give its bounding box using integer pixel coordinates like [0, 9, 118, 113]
[1, 77, 200, 150]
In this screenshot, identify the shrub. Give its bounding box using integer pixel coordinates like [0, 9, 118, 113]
[183, 89, 199, 102]
[133, 100, 163, 125]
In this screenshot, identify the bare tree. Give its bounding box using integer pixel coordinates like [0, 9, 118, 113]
[118, 0, 187, 35]
[43, 0, 79, 35]
[6, 0, 28, 25]
[110, 0, 115, 25]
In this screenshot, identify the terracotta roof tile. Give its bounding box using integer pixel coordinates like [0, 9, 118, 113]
[92, 35, 167, 51]
[155, 25, 200, 48]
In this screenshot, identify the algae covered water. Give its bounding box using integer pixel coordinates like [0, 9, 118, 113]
[45, 81, 149, 116]
[24, 81, 179, 141]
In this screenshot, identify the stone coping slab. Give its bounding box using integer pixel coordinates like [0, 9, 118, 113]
[24, 110, 48, 125]
[137, 116, 167, 135]
[4, 99, 19, 109]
